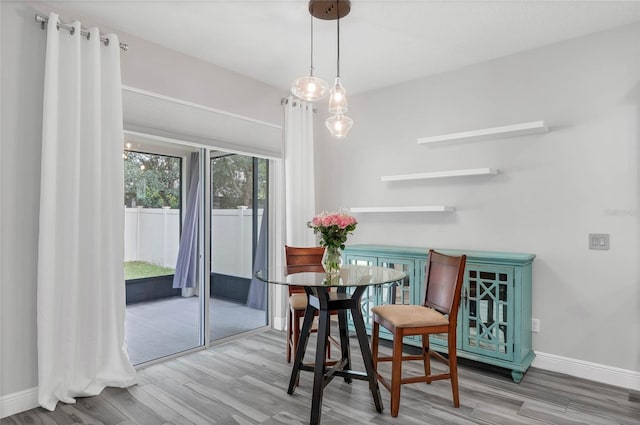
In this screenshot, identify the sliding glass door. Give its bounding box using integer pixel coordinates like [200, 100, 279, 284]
[122, 137, 270, 364]
[210, 154, 269, 341]
[123, 148, 202, 365]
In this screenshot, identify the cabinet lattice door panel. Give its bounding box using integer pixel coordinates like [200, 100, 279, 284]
[463, 265, 514, 361]
[344, 256, 376, 331]
[377, 258, 416, 343]
[378, 258, 414, 306]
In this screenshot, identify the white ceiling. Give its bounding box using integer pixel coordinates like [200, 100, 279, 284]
[52, 0, 640, 95]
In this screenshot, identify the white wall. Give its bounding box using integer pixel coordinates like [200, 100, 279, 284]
[0, 0, 284, 403]
[315, 24, 640, 376]
[118, 30, 282, 127]
[0, 0, 45, 403]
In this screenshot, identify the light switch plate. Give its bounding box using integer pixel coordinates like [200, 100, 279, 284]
[589, 233, 609, 250]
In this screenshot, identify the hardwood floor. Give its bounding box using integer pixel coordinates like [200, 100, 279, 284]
[2, 329, 638, 425]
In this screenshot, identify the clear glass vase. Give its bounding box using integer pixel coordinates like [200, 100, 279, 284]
[322, 246, 342, 275]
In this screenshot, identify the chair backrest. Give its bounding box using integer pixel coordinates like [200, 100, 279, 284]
[285, 245, 325, 267]
[423, 250, 467, 323]
[284, 245, 325, 294]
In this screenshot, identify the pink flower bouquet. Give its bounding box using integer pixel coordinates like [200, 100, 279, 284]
[308, 211, 358, 250]
[308, 211, 357, 274]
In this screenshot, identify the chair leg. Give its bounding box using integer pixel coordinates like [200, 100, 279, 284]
[371, 321, 380, 372]
[422, 333, 431, 382]
[292, 310, 301, 364]
[449, 332, 460, 407]
[326, 324, 331, 360]
[390, 329, 404, 417]
[286, 308, 293, 363]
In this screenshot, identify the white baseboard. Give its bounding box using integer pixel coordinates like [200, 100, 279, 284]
[0, 387, 38, 419]
[2, 353, 637, 418]
[272, 315, 286, 331]
[532, 351, 640, 391]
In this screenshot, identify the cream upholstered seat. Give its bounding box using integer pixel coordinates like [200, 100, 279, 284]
[288, 292, 307, 311]
[370, 304, 449, 328]
[371, 249, 466, 417]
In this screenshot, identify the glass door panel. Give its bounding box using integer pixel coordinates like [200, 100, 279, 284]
[210, 154, 268, 340]
[378, 258, 415, 342]
[344, 255, 377, 332]
[378, 258, 413, 306]
[123, 148, 202, 365]
[462, 265, 514, 361]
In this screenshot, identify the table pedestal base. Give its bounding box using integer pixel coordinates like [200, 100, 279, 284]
[287, 286, 383, 425]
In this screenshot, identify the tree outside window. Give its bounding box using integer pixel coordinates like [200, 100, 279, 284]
[211, 155, 266, 209]
[124, 151, 181, 209]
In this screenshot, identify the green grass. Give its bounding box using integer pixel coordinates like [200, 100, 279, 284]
[125, 261, 175, 280]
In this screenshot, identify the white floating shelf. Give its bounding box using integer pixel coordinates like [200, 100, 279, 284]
[417, 121, 548, 145]
[381, 167, 499, 182]
[350, 206, 455, 213]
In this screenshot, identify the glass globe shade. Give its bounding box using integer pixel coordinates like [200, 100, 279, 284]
[325, 113, 354, 139]
[291, 75, 329, 102]
[328, 78, 348, 113]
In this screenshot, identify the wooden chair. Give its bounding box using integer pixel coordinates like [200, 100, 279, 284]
[371, 250, 467, 417]
[284, 245, 336, 363]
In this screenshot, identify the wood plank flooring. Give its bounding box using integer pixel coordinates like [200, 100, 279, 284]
[2, 329, 638, 425]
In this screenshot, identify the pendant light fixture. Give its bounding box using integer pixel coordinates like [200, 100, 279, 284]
[323, 0, 353, 139]
[291, 10, 328, 101]
[325, 113, 353, 139]
[327, 1, 348, 114]
[307, 0, 354, 139]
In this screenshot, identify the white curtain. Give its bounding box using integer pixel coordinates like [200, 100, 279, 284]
[269, 97, 316, 330]
[37, 13, 136, 411]
[284, 97, 316, 247]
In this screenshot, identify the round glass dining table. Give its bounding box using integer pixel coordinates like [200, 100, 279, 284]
[255, 264, 407, 425]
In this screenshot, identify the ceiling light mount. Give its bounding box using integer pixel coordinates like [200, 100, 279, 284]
[309, 0, 351, 20]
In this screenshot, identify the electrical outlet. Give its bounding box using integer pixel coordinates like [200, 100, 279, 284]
[531, 318, 540, 333]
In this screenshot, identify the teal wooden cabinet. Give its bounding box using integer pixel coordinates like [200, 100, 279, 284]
[342, 244, 536, 382]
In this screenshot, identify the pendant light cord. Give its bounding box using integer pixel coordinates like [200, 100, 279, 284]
[310, 12, 315, 75]
[336, 0, 341, 78]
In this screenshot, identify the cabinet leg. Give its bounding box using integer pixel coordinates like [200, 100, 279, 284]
[511, 370, 523, 383]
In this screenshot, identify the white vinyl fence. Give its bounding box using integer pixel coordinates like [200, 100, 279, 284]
[124, 207, 263, 279]
[124, 207, 178, 267]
